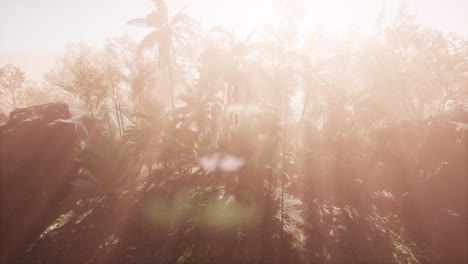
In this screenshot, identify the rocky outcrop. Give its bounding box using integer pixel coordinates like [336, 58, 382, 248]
[1, 102, 80, 262]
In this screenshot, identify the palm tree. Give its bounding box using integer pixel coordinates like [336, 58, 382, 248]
[174, 89, 224, 135]
[129, 0, 192, 110]
[199, 27, 258, 106]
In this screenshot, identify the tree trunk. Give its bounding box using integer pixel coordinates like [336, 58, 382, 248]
[104, 100, 114, 139]
[168, 60, 175, 111]
[280, 88, 288, 263]
[11, 90, 16, 110]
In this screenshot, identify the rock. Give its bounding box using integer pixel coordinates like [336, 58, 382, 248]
[0, 102, 80, 262]
[1, 102, 78, 192]
[7, 102, 70, 125]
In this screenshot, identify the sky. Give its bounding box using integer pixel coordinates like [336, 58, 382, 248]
[0, 0, 467, 81]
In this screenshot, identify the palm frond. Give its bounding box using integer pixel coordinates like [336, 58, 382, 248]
[209, 26, 234, 43]
[127, 18, 148, 26]
[169, 6, 189, 25]
[138, 30, 163, 51]
[245, 27, 257, 42]
[153, 0, 169, 22]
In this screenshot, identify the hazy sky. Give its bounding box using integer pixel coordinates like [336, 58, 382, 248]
[1, 0, 467, 80]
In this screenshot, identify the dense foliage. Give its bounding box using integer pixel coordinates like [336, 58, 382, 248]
[1, 1, 467, 263]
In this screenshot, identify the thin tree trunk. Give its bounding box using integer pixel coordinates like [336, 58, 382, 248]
[112, 89, 123, 138]
[11, 90, 16, 110]
[436, 88, 451, 116]
[168, 53, 175, 111]
[280, 87, 288, 263]
[104, 52, 125, 138]
[297, 85, 311, 132]
[104, 100, 114, 139]
[114, 84, 125, 137]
